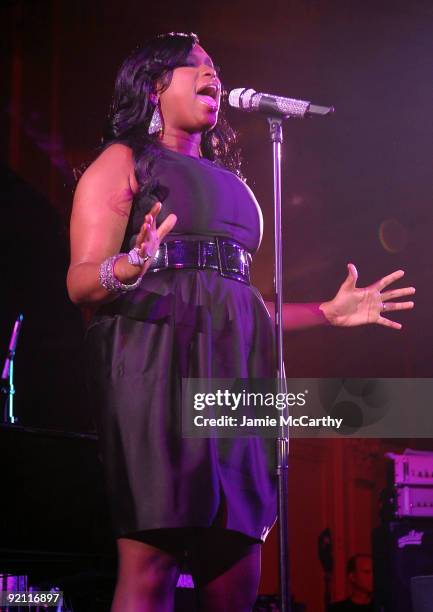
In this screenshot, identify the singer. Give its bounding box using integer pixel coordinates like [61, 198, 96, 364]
[66, 32, 415, 611]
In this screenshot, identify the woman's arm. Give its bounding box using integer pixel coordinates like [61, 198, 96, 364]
[264, 301, 331, 332]
[67, 144, 176, 306]
[264, 263, 415, 332]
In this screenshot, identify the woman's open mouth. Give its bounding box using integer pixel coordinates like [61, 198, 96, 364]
[196, 83, 219, 111]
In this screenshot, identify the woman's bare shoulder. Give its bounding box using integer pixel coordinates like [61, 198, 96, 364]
[76, 142, 138, 195]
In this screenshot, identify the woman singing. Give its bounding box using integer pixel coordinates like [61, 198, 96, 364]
[67, 32, 415, 612]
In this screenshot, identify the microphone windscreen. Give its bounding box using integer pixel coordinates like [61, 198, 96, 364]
[228, 88, 256, 109]
[228, 88, 245, 108]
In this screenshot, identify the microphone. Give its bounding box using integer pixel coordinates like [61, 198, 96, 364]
[228, 88, 334, 118]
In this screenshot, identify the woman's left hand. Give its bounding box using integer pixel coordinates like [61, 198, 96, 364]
[320, 264, 415, 329]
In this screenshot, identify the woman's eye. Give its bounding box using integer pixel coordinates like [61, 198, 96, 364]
[176, 61, 221, 76]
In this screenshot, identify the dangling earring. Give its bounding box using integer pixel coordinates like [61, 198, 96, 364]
[148, 103, 163, 135]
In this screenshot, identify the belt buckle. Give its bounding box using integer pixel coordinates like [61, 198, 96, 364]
[215, 237, 250, 285]
[215, 236, 227, 277]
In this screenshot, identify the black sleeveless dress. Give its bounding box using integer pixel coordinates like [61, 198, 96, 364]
[84, 147, 277, 544]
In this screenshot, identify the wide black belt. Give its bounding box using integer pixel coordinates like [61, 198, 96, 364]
[148, 237, 252, 285]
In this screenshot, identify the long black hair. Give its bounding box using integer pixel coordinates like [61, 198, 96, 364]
[101, 32, 243, 198]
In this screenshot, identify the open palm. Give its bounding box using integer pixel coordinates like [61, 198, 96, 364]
[326, 264, 415, 330]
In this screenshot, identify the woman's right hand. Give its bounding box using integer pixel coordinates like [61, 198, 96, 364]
[114, 201, 177, 283]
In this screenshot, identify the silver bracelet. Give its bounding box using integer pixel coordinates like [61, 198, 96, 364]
[99, 254, 143, 293]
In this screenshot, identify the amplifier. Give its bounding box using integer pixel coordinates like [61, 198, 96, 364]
[396, 486, 433, 518]
[387, 452, 433, 486]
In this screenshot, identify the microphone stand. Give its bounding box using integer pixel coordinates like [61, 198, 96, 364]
[228, 88, 334, 611]
[1, 314, 24, 424]
[268, 116, 292, 612]
[264, 102, 333, 612]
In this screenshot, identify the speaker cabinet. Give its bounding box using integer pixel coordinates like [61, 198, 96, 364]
[373, 521, 433, 612]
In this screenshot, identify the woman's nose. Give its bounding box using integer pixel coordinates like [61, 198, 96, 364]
[202, 65, 217, 79]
